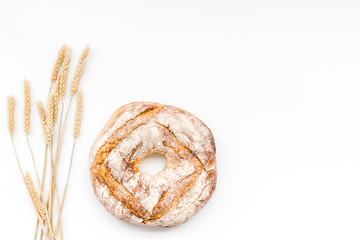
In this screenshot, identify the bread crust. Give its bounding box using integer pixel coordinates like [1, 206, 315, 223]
[90, 102, 216, 227]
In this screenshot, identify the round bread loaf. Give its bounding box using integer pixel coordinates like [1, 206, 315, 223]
[90, 102, 216, 227]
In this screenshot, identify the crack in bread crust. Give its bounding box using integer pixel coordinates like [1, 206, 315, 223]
[90, 102, 216, 227]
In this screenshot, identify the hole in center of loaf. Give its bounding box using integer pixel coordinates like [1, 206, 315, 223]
[139, 153, 166, 175]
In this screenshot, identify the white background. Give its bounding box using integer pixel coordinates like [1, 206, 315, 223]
[1, 0, 360, 239]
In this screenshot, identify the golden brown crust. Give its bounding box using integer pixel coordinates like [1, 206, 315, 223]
[90, 102, 216, 227]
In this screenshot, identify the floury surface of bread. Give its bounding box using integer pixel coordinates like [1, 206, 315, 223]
[90, 102, 216, 227]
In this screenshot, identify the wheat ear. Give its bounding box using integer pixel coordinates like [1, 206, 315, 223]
[73, 89, 83, 139]
[24, 79, 31, 134]
[24, 172, 56, 240]
[45, 88, 59, 145]
[7, 95, 15, 137]
[51, 44, 66, 85]
[52, 83, 60, 124]
[36, 101, 46, 137]
[70, 45, 90, 96]
[24, 172, 46, 217]
[59, 47, 71, 100]
[45, 95, 55, 145]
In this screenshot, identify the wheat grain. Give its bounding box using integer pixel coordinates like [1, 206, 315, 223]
[73, 89, 83, 139]
[7, 95, 15, 136]
[51, 44, 66, 85]
[59, 47, 71, 100]
[24, 172, 46, 218]
[23, 79, 31, 134]
[70, 45, 90, 96]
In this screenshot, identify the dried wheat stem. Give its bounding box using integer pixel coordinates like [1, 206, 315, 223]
[9, 119, 51, 239]
[10, 137, 24, 177]
[45, 88, 60, 228]
[24, 79, 31, 134]
[40, 145, 48, 195]
[56, 184, 63, 240]
[47, 144, 62, 237]
[47, 143, 64, 239]
[26, 136, 42, 193]
[34, 144, 48, 240]
[53, 101, 65, 199]
[51, 44, 66, 86]
[62, 141, 76, 211]
[52, 49, 71, 197]
[55, 90, 82, 236]
[53, 47, 72, 191]
[70, 45, 90, 96]
[47, 141, 55, 223]
[48, 92, 62, 227]
[48, 107, 64, 240]
[53, 47, 89, 218]
[54, 47, 89, 239]
[55, 140, 75, 235]
[34, 106, 49, 240]
[45, 139, 61, 226]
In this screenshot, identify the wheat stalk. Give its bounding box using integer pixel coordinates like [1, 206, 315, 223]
[7, 95, 25, 177]
[9, 45, 89, 240]
[54, 46, 90, 179]
[7, 96, 53, 239]
[23, 80, 44, 216]
[54, 89, 83, 236]
[53, 47, 89, 239]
